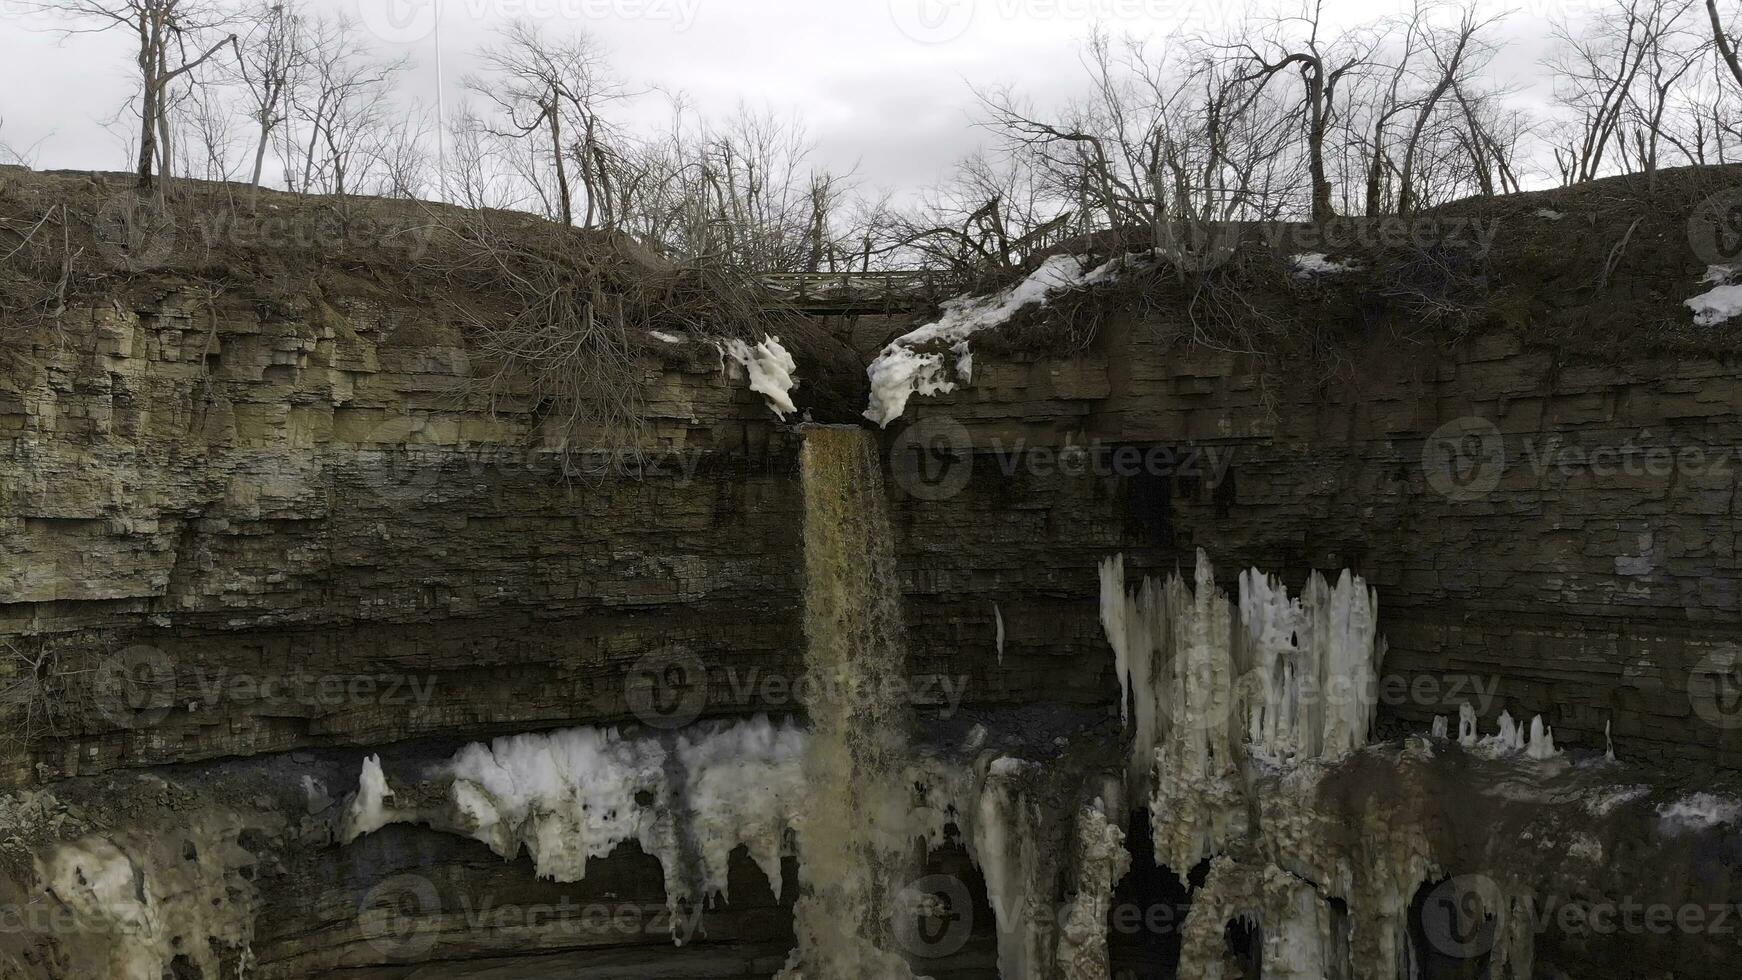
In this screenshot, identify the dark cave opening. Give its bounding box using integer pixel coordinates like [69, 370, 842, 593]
[1107, 808, 1190, 979]
[1408, 878, 1497, 980]
[898, 838, 999, 980]
[1222, 915, 1263, 979]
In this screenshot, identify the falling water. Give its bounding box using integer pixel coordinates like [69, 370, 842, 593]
[779, 426, 918, 979]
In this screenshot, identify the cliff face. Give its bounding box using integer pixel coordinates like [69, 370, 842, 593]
[1, 223, 1740, 978]
[899, 316, 1742, 773]
[0, 288, 817, 784]
[1, 269, 1739, 780]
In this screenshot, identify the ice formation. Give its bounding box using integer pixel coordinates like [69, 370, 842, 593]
[994, 602, 1006, 664]
[863, 254, 1098, 426]
[1458, 702, 1479, 746]
[342, 717, 808, 929]
[1525, 715, 1561, 760]
[1099, 550, 1387, 793]
[337, 754, 395, 841]
[30, 822, 260, 980]
[719, 335, 799, 417]
[1685, 265, 1742, 325]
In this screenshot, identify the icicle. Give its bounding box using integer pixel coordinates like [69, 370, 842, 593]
[1458, 703, 1478, 747]
[1606, 721, 1617, 762]
[338, 755, 395, 842]
[1431, 716, 1448, 739]
[994, 603, 1005, 665]
[1495, 711, 1522, 752]
[1526, 716, 1560, 761]
[1098, 555, 1132, 727]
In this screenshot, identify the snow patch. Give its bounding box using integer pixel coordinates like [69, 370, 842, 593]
[1290, 253, 1358, 278]
[1686, 266, 1742, 325]
[1657, 793, 1742, 834]
[720, 336, 799, 417]
[649, 330, 684, 344]
[1534, 208, 1565, 220]
[863, 254, 1098, 426]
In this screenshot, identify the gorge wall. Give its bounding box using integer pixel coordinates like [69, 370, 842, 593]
[7, 284, 1738, 783]
[1, 221, 1740, 977]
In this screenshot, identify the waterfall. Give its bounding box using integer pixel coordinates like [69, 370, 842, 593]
[780, 426, 919, 979]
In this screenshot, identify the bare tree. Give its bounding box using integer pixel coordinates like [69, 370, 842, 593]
[465, 20, 628, 227]
[234, 0, 305, 201]
[1546, 0, 1688, 183]
[1706, 0, 1742, 88]
[1225, 1, 1370, 220]
[1397, 4, 1501, 213]
[31, 0, 236, 188]
[282, 13, 405, 195]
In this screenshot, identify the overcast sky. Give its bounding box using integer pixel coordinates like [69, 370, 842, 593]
[0, 0, 1574, 198]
